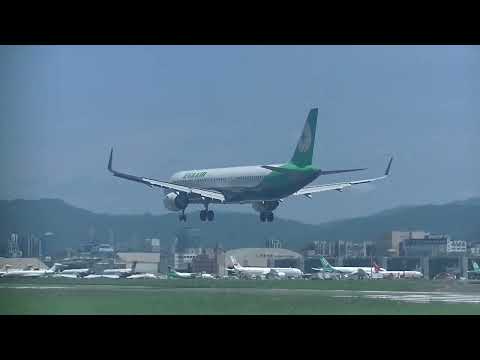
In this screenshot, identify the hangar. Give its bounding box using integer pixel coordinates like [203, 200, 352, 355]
[225, 248, 303, 269]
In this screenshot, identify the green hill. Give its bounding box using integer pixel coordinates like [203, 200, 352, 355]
[0, 198, 479, 256]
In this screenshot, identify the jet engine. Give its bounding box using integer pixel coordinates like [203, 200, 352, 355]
[163, 192, 189, 211]
[251, 200, 280, 213]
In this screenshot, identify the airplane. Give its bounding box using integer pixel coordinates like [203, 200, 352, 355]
[51, 273, 79, 279]
[467, 261, 480, 279]
[167, 266, 196, 279]
[230, 256, 303, 279]
[82, 274, 121, 279]
[312, 257, 382, 278]
[107, 108, 393, 222]
[59, 268, 92, 277]
[199, 272, 216, 279]
[1, 263, 61, 278]
[126, 273, 157, 279]
[103, 261, 137, 278]
[372, 263, 423, 279]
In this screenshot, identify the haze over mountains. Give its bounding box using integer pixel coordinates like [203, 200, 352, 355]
[0, 197, 479, 256]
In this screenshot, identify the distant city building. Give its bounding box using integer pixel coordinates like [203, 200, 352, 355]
[379, 231, 451, 257]
[225, 248, 303, 269]
[19, 234, 42, 258]
[174, 248, 202, 272]
[116, 252, 161, 274]
[191, 245, 225, 275]
[175, 227, 201, 253]
[191, 251, 217, 274]
[469, 243, 480, 256]
[8, 233, 22, 258]
[95, 244, 114, 256]
[40, 232, 55, 257]
[265, 238, 282, 249]
[446, 239, 467, 254]
[402, 232, 450, 257]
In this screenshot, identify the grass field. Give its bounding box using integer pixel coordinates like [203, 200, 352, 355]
[1, 278, 480, 314]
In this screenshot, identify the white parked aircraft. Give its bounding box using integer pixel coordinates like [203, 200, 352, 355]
[373, 263, 423, 279]
[312, 257, 381, 278]
[108, 108, 392, 223]
[126, 273, 157, 279]
[103, 261, 137, 278]
[60, 268, 92, 277]
[230, 256, 303, 279]
[167, 266, 196, 279]
[83, 274, 120, 279]
[1, 263, 61, 278]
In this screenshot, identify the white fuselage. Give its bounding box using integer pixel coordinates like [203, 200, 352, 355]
[169, 165, 274, 193]
[103, 268, 134, 276]
[314, 266, 382, 274]
[1, 264, 59, 278]
[233, 265, 303, 279]
[170, 271, 195, 279]
[126, 273, 157, 279]
[375, 270, 423, 279]
[61, 268, 90, 275]
[2, 269, 53, 278]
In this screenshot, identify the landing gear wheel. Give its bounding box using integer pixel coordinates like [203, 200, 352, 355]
[267, 212, 274, 222]
[260, 212, 266, 222]
[207, 210, 214, 221]
[200, 210, 207, 222]
[179, 212, 187, 222]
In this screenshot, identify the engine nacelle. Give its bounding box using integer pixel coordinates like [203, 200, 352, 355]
[163, 192, 189, 212]
[252, 200, 280, 213]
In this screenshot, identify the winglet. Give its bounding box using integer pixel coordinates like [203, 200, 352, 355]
[108, 148, 114, 173]
[385, 157, 393, 176]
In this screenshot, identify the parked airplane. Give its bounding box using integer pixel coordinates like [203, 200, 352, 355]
[1, 263, 61, 278]
[103, 261, 137, 278]
[167, 266, 196, 279]
[83, 274, 120, 279]
[199, 272, 216, 279]
[312, 257, 382, 278]
[372, 263, 423, 279]
[468, 261, 480, 279]
[126, 273, 157, 279]
[230, 256, 303, 279]
[108, 108, 393, 222]
[60, 268, 92, 277]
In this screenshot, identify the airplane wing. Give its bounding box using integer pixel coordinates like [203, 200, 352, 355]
[107, 148, 225, 202]
[293, 157, 393, 198]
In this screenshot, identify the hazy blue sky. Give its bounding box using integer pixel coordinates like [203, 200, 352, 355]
[1, 45, 478, 224]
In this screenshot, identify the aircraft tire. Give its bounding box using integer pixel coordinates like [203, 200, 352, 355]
[260, 212, 266, 222]
[200, 210, 207, 221]
[267, 212, 274, 222]
[207, 210, 214, 221]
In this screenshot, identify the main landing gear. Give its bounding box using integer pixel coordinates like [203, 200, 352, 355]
[260, 212, 274, 222]
[199, 200, 214, 222]
[200, 209, 214, 222]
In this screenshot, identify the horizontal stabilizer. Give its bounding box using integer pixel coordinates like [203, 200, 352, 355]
[320, 167, 366, 176]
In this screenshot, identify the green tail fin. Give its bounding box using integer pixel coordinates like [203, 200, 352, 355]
[290, 108, 318, 167]
[320, 257, 334, 270]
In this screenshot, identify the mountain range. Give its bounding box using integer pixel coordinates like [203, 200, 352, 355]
[1, 197, 479, 256]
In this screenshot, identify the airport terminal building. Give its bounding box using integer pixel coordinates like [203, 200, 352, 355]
[225, 248, 303, 269]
